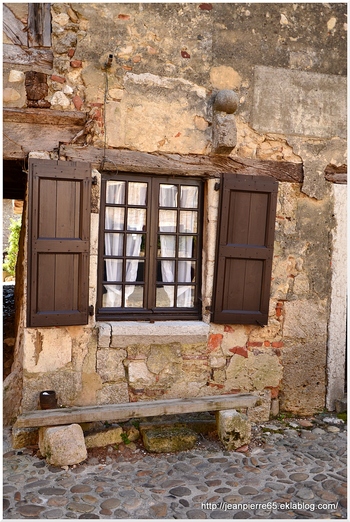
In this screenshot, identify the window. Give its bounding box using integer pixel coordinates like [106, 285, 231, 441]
[27, 159, 278, 328]
[97, 174, 203, 321]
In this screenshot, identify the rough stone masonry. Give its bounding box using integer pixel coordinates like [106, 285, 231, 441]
[3, 3, 347, 424]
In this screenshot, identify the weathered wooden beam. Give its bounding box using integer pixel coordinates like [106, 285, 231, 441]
[3, 43, 53, 71]
[60, 145, 304, 182]
[324, 164, 347, 184]
[14, 394, 258, 428]
[3, 113, 87, 160]
[3, 4, 28, 46]
[28, 3, 51, 48]
[4, 108, 87, 126]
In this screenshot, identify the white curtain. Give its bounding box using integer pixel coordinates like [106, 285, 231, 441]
[104, 182, 146, 307]
[159, 185, 197, 307]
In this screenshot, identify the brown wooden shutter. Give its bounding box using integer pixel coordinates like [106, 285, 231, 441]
[212, 173, 278, 325]
[27, 159, 91, 327]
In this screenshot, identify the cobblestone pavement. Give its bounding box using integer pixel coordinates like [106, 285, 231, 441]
[3, 415, 347, 520]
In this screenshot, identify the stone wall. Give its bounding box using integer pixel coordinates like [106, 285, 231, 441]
[3, 3, 347, 422]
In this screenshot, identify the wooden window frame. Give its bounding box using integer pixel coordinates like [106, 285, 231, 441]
[96, 173, 203, 322]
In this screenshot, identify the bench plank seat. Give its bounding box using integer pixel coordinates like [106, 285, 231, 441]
[15, 394, 257, 429]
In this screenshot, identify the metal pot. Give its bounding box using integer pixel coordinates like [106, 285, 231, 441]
[39, 390, 57, 410]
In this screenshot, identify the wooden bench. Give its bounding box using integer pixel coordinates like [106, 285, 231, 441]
[14, 393, 258, 429]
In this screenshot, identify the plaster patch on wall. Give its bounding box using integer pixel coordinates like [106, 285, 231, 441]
[251, 66, 346, 139]
[23, 328, 72, 373]
[210, 66, 242, 90]
[34, 331, 43, 365]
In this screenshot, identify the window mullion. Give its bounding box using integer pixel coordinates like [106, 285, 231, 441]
[146, 177, 157, 310]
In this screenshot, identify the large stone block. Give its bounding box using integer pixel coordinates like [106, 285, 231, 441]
[98, 323, 111, 348]
[252, 66, 346, 139]
[212, 113, 237, 155]
[216, 410, 251, 450]
[39, 424, 87, 466]
[106, 72, 210, 153]
[97, 348, 127, 382]
[142, 426, 198, 453]
[247, 390, 271, 423]
[84, 425, 123, 449]
[225, 351, 283, 392]
[21, 370, 82, 412]
[12, 427, 39, 449]
[283, 300, 327, 339]
[280, 341, 326, 415]
[96, 382, 129, 405]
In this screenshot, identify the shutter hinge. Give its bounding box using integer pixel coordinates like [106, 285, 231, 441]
[92, 176, 98, 186]
[214, 182, 220, 191]
[205, 305, 212, 311]
[88, 305, 94, 316]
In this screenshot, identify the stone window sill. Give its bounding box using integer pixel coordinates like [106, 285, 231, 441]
[97, 321, 210, 348]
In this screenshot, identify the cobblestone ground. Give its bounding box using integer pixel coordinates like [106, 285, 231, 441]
[3, 415, 347, 519]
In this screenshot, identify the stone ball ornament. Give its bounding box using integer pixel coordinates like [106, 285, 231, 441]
[213, 90, 239, 114]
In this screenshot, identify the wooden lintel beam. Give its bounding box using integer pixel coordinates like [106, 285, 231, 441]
[15, 393, 257, 428]
[60, 145, 304, 182]
[324, 164, 347, 185]
[4, 108, 87, 127]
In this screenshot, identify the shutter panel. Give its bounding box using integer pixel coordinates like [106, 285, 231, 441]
[212, 173, 278, 325]
[27, 159, 91, 327]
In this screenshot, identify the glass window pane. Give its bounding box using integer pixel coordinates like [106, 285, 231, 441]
[178, 261, 195, 282]
[127, 208, 146, 231]
[125, 285, 143, 307]
[102, 285, 122, 307]
[105, 233, 123, 256]
[128, 182, 147, 205]
[177, 286, 195, 307]
[159, 235, 176, 257]
[105, 259, 123, 282]
[156, 285, 174, 307]
[159, 210, 177, 232]
[180, 211, 197, 233]
[106, 181, 125, 204]
[179, 235, 194, 258]
[126, 234, 144, 256]
[129, 259, 145, 282]
[159, 184, 178, 207]
[157, 260, 175, 283]
[105, 207, 124, 230]
[180, 186, 198, 208]
[125, 258, 143, 282]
